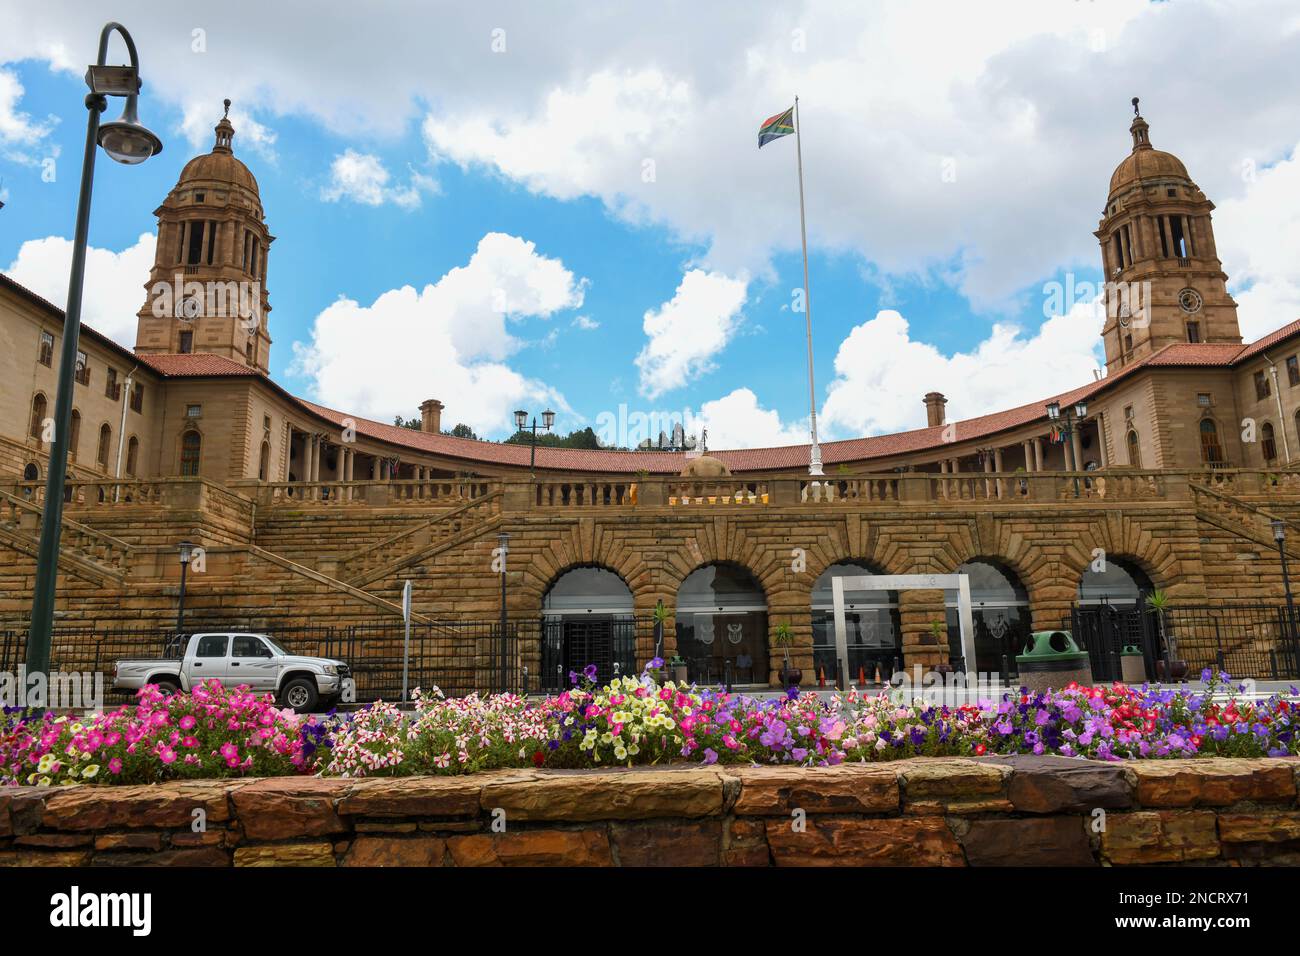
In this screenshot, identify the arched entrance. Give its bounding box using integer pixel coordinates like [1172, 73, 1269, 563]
[675, 563, 768, 686]
[1074, 557, 1159, 680]
[943, 559, 1030, 677]
[540, 566, 636, 691]
[811, 561, 901, 683]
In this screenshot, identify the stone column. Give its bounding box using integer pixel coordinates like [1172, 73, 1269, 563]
[1070, 426, 1084, 473]
[1033, 437, 1044, 471]
[1097, 417, 1110, 467]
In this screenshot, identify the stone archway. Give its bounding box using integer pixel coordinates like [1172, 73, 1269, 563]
[674, 562, 769, 687]
[538, 564, 636, 692]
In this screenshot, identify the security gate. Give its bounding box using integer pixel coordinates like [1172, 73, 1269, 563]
[540, 616, 637, 692]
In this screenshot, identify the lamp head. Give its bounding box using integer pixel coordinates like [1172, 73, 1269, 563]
[1272, 519, 1286, 542]
[178, 540, 194, 565]
[97, 93, 162, 165]
[1045, 401, 1061, 421]
[1074, 399, 1089, 419]
[542, 409, 556, 430]
[513, 409, 527, 431]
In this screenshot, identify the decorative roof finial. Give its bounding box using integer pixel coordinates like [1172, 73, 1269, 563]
[1132, 96, 1140, 117]
[223, 98, 231, 119]
[1128, 96, 1150, 151]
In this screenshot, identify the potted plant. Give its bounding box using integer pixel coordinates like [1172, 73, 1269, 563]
[1145, 589, 1186, 681]
[928, 620, 954, 674]
[651, 599, 669, 660]
[773, 621, 802, 687]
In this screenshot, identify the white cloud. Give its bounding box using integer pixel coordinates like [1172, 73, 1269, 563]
[5, 233, 156, 346]
[1215, 143, 1300, 340]
[179, 100, 278, 161]
[289, 232, 584, 436]
[571, 314, 600, 330]
[635, 269, 747, 399]
[0, 66, 56, 163]
[320, 148, 434, 210]
[820, 304, 1104, 438]
[695, 387, 807, 449]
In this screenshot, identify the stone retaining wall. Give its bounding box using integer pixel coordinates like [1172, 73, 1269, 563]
[2, 757, 1299, 866]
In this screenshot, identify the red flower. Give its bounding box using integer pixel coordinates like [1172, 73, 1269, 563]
[532, 751, 545, 767]
[973, 743, 987, 756]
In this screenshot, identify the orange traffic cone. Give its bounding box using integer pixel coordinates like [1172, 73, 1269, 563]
[817, 665, 826, 688]
[857, 665, 867, 686]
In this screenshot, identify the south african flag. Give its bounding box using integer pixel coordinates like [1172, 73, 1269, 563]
[758, 106, 795, 148]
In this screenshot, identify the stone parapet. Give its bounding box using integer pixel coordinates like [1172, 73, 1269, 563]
[2, 757, 1297, 867]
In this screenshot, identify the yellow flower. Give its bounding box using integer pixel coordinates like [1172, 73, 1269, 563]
[82, 765, 100, 779]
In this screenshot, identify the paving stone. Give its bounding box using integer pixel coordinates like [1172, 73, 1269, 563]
[765, 815, 964, 866]
[609, 820, 721, 866]
[446, 828, 613, 866]
[1132, 759, 1296, 808]
[343, 835, 446, 866]
[234, 842, 337, 866]
[961, 816, 1096, 866]
[231, 778, 346, 840]
[1101, 811, 1219, 864]
[730, 765, 898, 815]
[480, 768, 725, 821]
[337, 776, 481, 819]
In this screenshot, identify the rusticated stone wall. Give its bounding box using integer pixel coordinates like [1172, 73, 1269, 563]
[2, 758, 1298, 867]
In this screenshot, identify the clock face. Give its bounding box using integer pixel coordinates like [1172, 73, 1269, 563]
[1117, 305, 1131, 328]
[1178, 288, 1203, 314]
[179, 295, 202, 320]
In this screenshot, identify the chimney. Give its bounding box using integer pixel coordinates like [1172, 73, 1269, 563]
[419, 399, 444, 434]
[923, 392, 947, 428]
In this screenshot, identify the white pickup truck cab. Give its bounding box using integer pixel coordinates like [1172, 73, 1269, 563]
[112, 632, 350, 713]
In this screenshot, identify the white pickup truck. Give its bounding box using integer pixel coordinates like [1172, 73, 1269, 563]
[112, 632, 350, 713]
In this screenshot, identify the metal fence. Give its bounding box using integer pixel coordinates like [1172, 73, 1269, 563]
[1069, 603, 1300, 682]
[0, 618, 531, 704]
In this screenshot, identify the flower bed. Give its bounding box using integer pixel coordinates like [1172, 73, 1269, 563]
[2, 667, 1295, 787]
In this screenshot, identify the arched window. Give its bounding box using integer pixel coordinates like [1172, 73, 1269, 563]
[810, 560, 900, 682]
[29, 393, 47, 441]
[676, 563, 768, 686]
[96, 423, 111, 469]
[944, 560, 1030, 676]
[68, 410, 81, 462]
[1262, 422, 1277, 463]
[126, 436, 139, 477]
[1126, 429, 1142, 467]
[540, 567, 635, 691]
[1077, 558, 1153, 608]
[180, 430, 202, 476]
[258, 440, 270, 481]
[1199, 418, 1223, 465]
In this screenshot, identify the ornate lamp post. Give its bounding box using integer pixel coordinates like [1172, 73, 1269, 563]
[497, 531, 510, 693]
[27, 22, 162, 678]
[1045, 398, 1089, 498]
[1271, 520, 1297, 659]
[176, 541, 194, 638]
[513, 408, 555, 477]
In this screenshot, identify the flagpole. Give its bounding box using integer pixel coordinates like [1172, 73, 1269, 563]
[793, 96, 823, 476]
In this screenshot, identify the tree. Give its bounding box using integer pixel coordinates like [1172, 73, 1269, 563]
[394, 415, 421, 430]
[448, 423, 478, 440]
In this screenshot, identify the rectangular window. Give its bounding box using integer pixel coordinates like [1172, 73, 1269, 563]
[205, 220, 217, 265]
[179, 330, 193, 353]
[105, 367, 119, 400]
[38, 331, 54, 366]
[1255, 370, 1271, 401]
[1288, 356, 1300, 387]
[185, 404, 202, 419]
[1186, 321, 1201, 343]
[1157, 217, 1170, 257]
[74, 351, 90, 386]
[195, 635, 228, 658]
[1197, 393, 1212, 407]
[130, 382, 145, 414]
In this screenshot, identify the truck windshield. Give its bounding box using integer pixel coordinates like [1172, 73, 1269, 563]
[261, 636, 289, 656]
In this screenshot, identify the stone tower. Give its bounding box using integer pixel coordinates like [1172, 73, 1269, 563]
[1095, 99, 1240, 372]
[134, 101, 273, 372]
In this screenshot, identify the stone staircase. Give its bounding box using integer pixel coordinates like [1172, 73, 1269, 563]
[0, 489, 132, 585]
[1189, 481, 1300, 561]
[338, 491, 503, 588]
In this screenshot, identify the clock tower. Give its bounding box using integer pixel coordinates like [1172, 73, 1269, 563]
[134, 101, 273, 372]
[1095, 99, 1240, 372]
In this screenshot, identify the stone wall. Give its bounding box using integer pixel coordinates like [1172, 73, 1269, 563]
[2, 758, 1298, 867]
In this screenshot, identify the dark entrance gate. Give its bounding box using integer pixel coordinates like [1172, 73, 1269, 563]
[540, 616, 637, 692]
[1069, 606, 1160, 681]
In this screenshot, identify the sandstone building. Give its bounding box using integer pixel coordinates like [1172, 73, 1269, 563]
[3, 104, 1299, 691]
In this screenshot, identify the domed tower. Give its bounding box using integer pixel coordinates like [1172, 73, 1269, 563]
[134, 101, 273, 372]
[1095, 99, 1240, 372]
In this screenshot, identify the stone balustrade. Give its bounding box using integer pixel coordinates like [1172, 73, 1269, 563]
[2, 757, 1297, 866]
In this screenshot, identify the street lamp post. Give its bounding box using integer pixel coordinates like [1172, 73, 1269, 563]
[1045, 398, 1089, 499]
[1272, 520, 1297, 666]
[514, 408, 555, 478]
[176, 541, 194, 638]
[497, 531, 510, 693]
[26, 22, 162, 678]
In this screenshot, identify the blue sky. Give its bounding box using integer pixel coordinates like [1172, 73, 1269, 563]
[2, 2, 1297, 447]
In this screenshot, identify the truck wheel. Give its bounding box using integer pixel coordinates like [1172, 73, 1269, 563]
[281, 678, 319, 713]
[153, 679, 179, 696]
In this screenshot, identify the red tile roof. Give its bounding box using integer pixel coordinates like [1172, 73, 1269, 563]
[4, 268, 1296, 474]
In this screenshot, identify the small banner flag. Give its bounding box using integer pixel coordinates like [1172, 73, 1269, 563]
[758, 106, 795, 148]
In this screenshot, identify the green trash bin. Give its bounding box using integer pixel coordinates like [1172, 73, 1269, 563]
[1015, 630, 1093, 694]
[1120, 644, 1147, 684]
